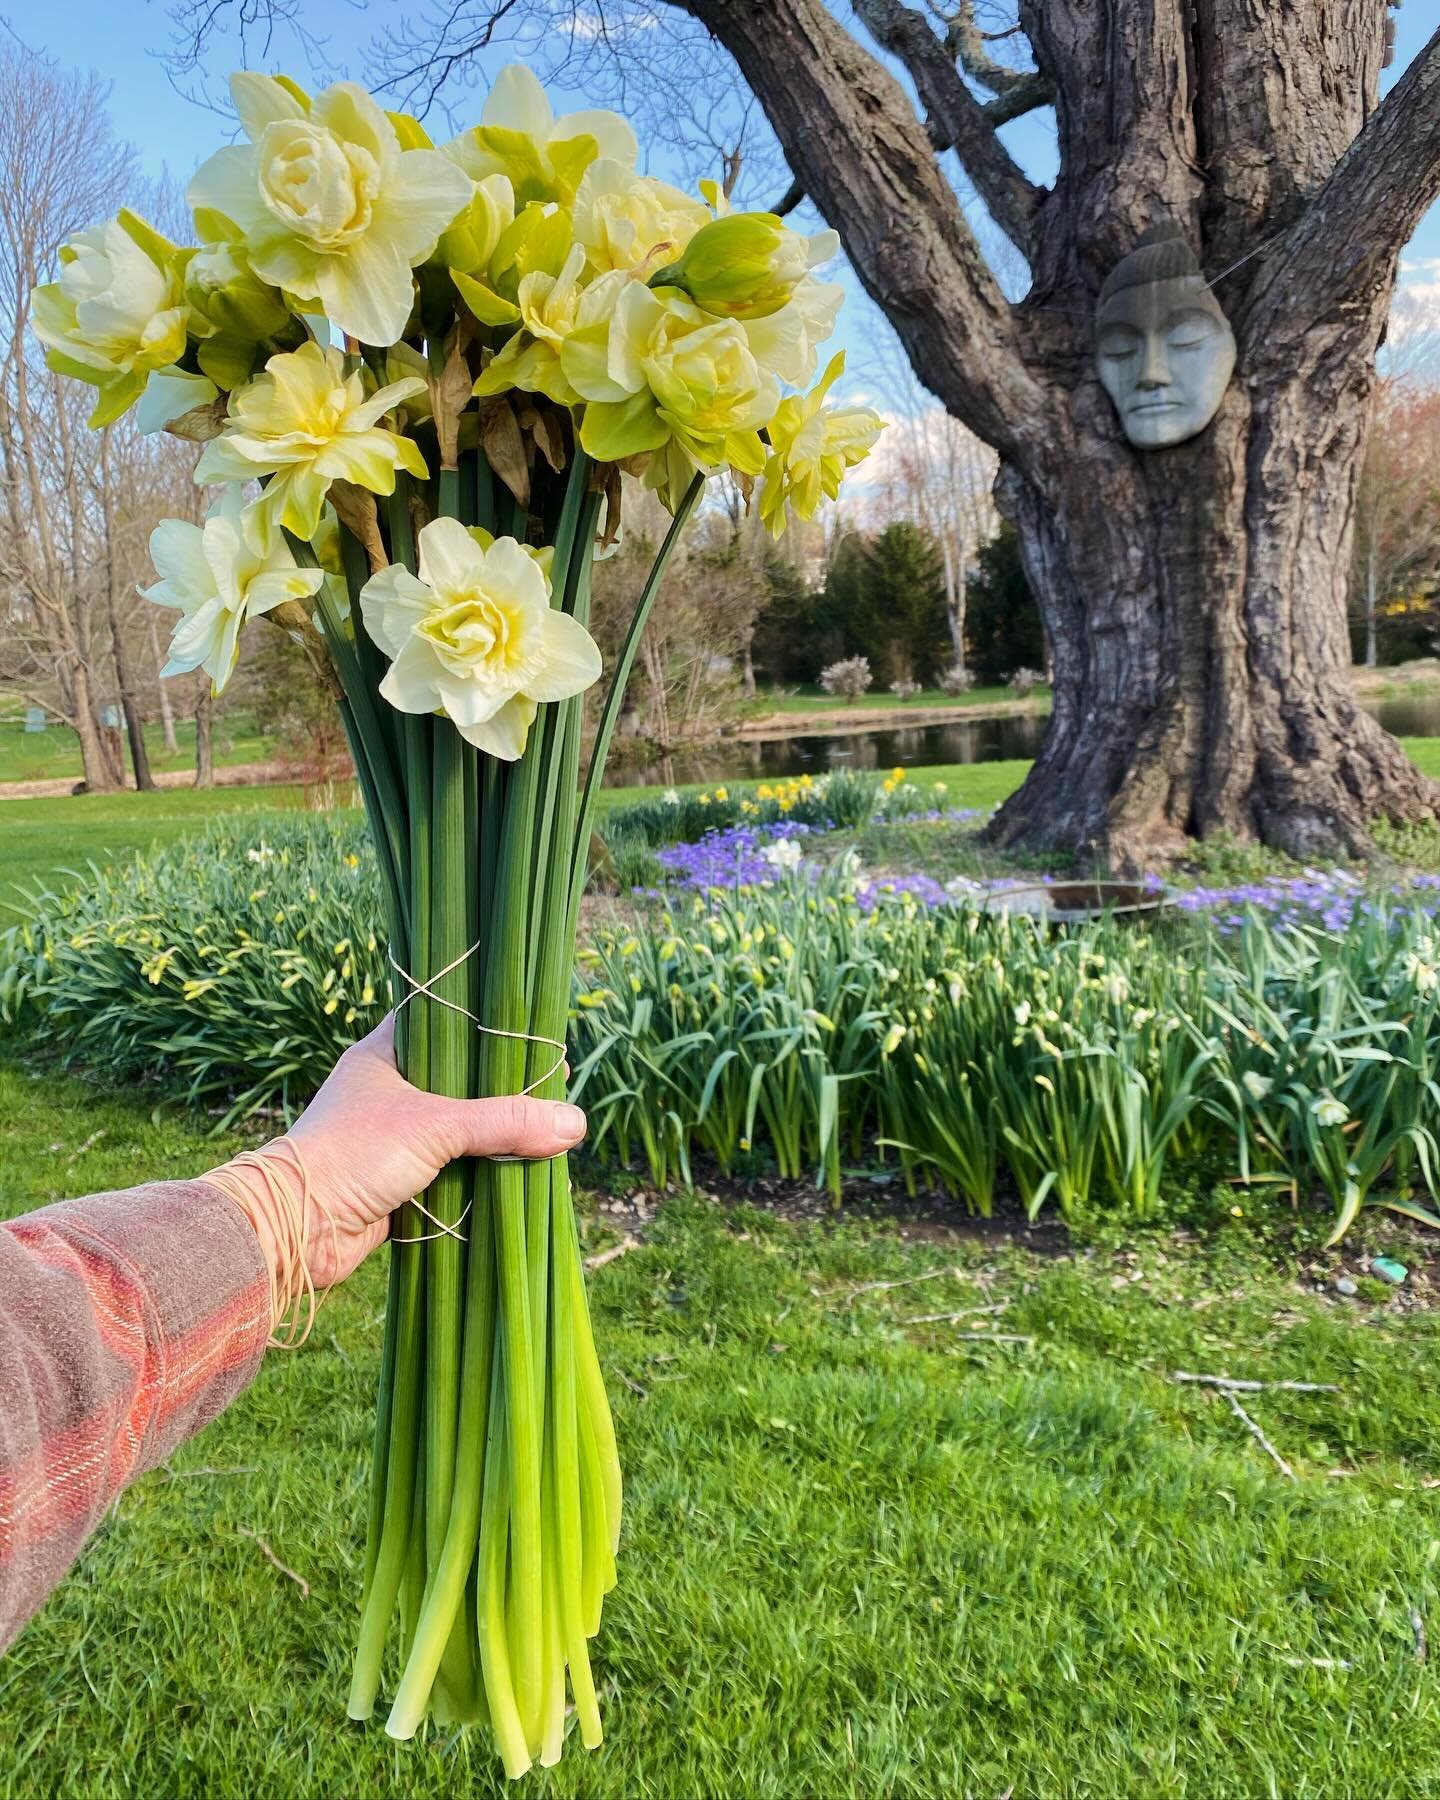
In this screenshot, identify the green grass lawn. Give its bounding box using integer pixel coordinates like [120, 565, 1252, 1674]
[2, 1057, 1439, 1797]
[744, 684, 1047, 715]
[0, 712, 271, 786]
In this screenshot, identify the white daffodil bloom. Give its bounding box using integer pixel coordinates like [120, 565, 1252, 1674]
[194, 341, 428, 539]
[188, 73, 472, 345]
[361, 517, 602, 760]
[141, 487, 324, 692]
[134, 367, 220, 437]
[31, 212, 189, 427]
[445, 64, 637, 205]
[572, 159, 710, 275]
[1311, 1094, 1350, 1128]
[741, 277, 844, 386]
[760, 837, 803, 872]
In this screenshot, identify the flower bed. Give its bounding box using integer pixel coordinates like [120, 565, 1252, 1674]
[8, 815, 1440, 1247]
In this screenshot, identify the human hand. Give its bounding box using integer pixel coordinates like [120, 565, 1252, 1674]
[214, 1014, 586, 1305]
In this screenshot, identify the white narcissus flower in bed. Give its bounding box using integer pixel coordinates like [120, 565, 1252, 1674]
[194, 341, 428, 540]
[362, 517, 603, 760]
[188, 73, 472, 346]
[141, 487, 324, 692]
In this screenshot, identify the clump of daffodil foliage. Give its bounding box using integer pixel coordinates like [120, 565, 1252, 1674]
[33, 61, 882, 1778]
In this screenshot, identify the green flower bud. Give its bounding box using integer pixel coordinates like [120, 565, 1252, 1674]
[650, 212, 838, 321]
[185, 243, 291, 342]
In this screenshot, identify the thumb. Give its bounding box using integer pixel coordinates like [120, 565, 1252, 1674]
[429, 1092, 588, 1163]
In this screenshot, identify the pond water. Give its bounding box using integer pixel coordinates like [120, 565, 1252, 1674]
[607, 690, 1440, 790]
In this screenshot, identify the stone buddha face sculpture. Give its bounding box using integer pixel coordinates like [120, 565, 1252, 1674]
[1095, 226, 1236, 449]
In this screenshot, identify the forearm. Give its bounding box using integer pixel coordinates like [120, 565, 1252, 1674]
[0, 1179, 270, 1652]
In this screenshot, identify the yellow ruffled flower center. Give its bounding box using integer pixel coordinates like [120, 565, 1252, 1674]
[260, 122, 381, 249]
[417, 592, 533, 685]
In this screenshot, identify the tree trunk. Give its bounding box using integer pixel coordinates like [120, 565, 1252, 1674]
[740, 627, 756, 698]
[68, 661, 122, 793]
[194, 685, 214, 789]
[676, 0, 1440, 868]
[987, 378, 1434, 870]
[99, 430, 155, 791]
[150, 616, 180, 754]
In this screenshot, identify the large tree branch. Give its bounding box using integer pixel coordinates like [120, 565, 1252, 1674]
[854, 0, 1043, 258]
[769, 70, 1050, 216]
[672, 0, 1044, 456]
[1247, 25, 1440, 356]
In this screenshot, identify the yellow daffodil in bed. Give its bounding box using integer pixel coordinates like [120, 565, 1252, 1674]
[188, 73, 472, 346]
[194, 341, 428, 540]
[360, 517, 602, 760]
[141, 486, 324, 692]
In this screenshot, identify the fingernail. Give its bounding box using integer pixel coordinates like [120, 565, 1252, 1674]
[556, 1103, 586, 1137]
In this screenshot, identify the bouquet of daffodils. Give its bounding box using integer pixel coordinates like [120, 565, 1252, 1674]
[34, 62, 879, 1776]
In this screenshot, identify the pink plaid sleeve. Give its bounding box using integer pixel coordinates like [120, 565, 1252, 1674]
[0, 1179, 270, 1651]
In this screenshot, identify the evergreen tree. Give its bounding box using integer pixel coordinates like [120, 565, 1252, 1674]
[965, 524, 1046, 686]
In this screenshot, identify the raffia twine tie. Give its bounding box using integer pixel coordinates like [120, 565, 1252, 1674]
[386, 942, 569, 1246]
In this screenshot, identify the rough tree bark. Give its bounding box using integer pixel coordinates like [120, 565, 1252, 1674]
[673, 0, 1440, 868]
[99, 430, 155, 791]
[193, 686, 214, 790]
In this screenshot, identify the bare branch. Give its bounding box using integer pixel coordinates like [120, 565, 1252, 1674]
[1247, 25, 1440, 356]
[854, 0, 1042, 257]
[673, 0, 1041, 454]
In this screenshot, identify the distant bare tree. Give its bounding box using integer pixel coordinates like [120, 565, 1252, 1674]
[1351, 381, 1440, 666]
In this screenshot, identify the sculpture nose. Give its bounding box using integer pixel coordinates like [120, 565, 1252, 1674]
[1135, 336, 1172, 389]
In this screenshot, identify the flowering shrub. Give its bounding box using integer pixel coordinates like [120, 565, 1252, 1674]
[939, 665, 977, 696]
[1009, 666, 1044, 696]
[889, 677, 922, 700]
[819, 656, 872, 701]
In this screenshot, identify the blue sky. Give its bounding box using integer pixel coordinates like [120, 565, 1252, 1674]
[20, 1, 1439, 402]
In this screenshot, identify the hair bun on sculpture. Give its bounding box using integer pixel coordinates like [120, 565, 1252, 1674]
[1098, 221, 1203, 305]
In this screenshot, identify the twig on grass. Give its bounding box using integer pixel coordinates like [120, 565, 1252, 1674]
[1280, 1654, 1352, 1670]
[1412, 1607, 1428, 1664]
[948, 1332, 1033, 1345]
[162, 1464, 258, 1481]
[1221, 1389, 1294, 1479]
[1172, 1372, 1340, 1394]
[905, 1303, 1009, 1325]
[236, 1525, 311, 1598]
[838, 1266, 961, 1305]
[585, 1235, 639, 1272]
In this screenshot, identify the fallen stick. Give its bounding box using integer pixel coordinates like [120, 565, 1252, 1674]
[585, 1235, 639, 1272]
[948, 1332, 1033, 1345]
[905, 1304, 1009, 1324]
[1221, 1389, 1294, 1479]
[840, 1267, 961, 1305]
[1413, 1607, 1428, 1664]
[163, 1464, 258, 1481]
[237, 1525, 311, 1598]
[1172, 1372, 1339, 1394]
[1280, 1655, 1352, 1670]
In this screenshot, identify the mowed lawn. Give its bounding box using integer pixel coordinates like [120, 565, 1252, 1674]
[1, 1060, 1439, 1796]
[0, 713, 270, 786]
